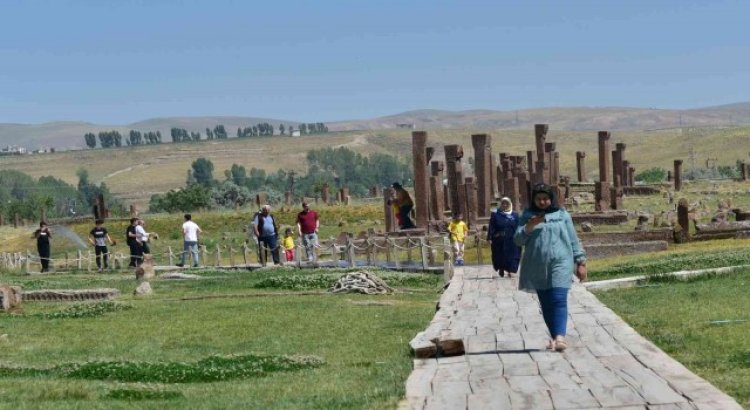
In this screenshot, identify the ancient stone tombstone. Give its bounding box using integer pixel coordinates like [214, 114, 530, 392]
[595, 181, 611, 211]
[576, 151, 587, 182]
[430, 161, 445, 221]
[137, 254, 155, 281]
[412, 131, 430, 228]
[676, 198, 690, 242]
[464, 177, 478, 227]
[383, 188, 396, 232]
[534, 124, 549, 183]
[0, 285, 22, 311]
[429, 176, 444, 222]
[674, 160, 683, 192]
[598, 131, 611, 183]
[444, 144, 464, 213]
[471, 133, 493, 218]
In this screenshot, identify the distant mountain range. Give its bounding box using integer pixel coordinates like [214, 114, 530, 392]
[2, 103, 749, 149]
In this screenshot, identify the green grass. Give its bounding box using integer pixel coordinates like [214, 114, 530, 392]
[587, 238, 750, 280]
[594, 269, 750, 407]
[0, 267, 441, 409]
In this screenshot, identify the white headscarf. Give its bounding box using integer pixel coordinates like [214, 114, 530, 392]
[500, 197, 513, 215]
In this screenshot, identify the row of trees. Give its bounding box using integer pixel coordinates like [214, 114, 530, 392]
[149, 146, 411, 212]
[84, 122, 330, 148]
[85, 131, 122, 149]
[129, 130, 163, 145]
[0, 169, 117, 221]
[85, 130, 162, 148]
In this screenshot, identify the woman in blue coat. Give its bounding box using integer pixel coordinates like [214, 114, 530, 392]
[514, 184, 587, 351]
[487, 197, 521, 277]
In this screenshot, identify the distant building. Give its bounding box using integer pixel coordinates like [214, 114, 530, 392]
[0, 145, 27, 156]
[396, 123, 415, 129]
[291, 130, 301, 137]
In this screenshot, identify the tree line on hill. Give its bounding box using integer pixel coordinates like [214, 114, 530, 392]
[83, 122, 329, 149]
[0, 169, 118, 221]
[149, 146, 410, 213]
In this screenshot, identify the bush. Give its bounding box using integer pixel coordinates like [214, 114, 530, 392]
[149, 185, 212, 213]
[635, 167, 667, 183]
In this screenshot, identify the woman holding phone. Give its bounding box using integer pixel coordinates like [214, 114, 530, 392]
[514, 183, 587, 351]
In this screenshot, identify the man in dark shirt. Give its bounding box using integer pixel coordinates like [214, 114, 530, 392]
[296, 201, 320, 262]
[89, 219, 114, 271]
[126, 218, 141, 267]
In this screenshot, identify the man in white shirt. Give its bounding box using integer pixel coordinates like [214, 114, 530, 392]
[177, 213, 202, 267]
[135, 219, 155, 255]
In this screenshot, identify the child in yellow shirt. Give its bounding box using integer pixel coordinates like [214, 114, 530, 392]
[283, 228, 295, 262]
[447, 212, 469, 266]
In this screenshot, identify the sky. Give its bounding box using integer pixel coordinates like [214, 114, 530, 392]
[1, 0, 748, 124]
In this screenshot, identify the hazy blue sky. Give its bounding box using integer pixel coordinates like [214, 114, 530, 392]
[1, 0, 748, 124]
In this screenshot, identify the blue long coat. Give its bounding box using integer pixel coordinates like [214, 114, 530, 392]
[487, 211, 521, 273]
[513, 208, 586, 291]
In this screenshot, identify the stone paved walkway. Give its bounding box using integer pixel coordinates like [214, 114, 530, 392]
[401, 265, 742, 409]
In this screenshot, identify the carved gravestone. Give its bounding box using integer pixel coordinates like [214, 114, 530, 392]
[674, 160, 683, 192]
[412, 131, 430, 228]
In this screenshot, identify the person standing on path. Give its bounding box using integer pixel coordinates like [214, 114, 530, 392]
[447, 212, 468, 266]
[296, 201, 319, 262]
[252, 205, 280, 265]
[282, 228, 296, 263]
[126, 218, 141, 267]
[487, 197, 521, 278]
[177, 214, 202, 267]
[89, 219, 115, 271]
[33, 221, 52, 273]
[514, 183, 587, 352]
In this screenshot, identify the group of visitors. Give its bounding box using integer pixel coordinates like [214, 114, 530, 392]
[250, 201, 320, 265]
[31, 181, 583, 352]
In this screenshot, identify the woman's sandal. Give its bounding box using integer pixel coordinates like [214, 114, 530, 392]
[546, 339, 555, 350]
[554, 338, 568, 352]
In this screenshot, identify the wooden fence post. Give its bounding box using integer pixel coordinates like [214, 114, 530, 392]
[168, 246, 174, 266]
[475, 234, 483, 265]
[200, 245, 207, 267]
[229, 247, 235, 266]
[242, 243, 249, 266]
[77, 250, 83, 270]
[443, 236, 453, 283]
[385, 237, 392, 266]
[420, 237, 429, 270]
[64, 252, 69, 270]
[25, 251, 31, 274]
[366, 238, 373, 266]
[215, 245, 221, 267]
[295, 240, 302, 268]
[346, 234, 355, 267]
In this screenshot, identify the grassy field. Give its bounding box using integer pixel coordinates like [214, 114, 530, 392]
[1, 125, 749, 209]
[595, 270, 750, 408]
[0, 267, 442, 409]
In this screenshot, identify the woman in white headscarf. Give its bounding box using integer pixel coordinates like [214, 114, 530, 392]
[487, 197, 521, 277]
